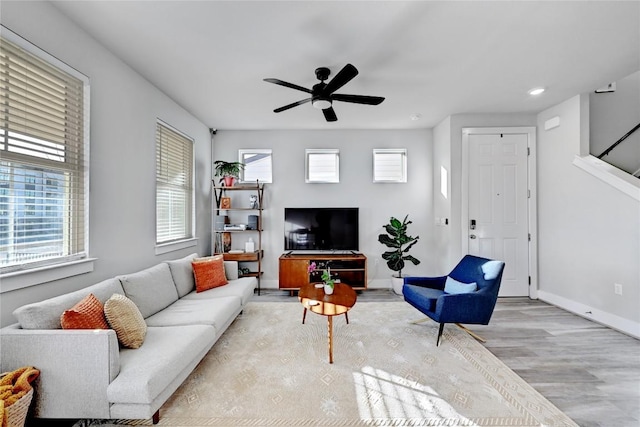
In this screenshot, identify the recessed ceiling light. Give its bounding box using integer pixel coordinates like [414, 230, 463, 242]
[410, 113, 422, 121]
[528, 87, 545, 96]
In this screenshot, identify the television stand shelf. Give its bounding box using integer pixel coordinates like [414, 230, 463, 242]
[278, 253, 367, 292]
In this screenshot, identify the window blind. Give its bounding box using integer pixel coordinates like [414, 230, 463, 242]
[0, 34, 88, 272]
[156, 121, 193, 244]
[306, 149, 340, 183]
[373, 149, 407, 182]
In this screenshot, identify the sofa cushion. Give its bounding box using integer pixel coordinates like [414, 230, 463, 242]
[403, 284, 444, 313]
[165, 253, 198, 298]
[144, 296, 241, 328]
[223, 260, 239, 280]
[192, 255, 228, 292]
[181, 277, 256, 306]
[107, 325, 216, 404]
[104, 294, 147, 349]
[61, 293, 110, 330]
[119, 263, 179, 318]
[13, 278, 125, 330]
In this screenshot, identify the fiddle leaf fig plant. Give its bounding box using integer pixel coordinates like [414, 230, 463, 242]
[378, 215, 420, 278]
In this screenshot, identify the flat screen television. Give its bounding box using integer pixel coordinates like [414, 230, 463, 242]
[284, 207, 359, 252]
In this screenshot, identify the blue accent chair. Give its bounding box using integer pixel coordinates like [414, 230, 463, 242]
[403, 255, 505, 346]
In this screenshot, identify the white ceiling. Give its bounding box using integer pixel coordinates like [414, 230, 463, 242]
[50, 1, 640, 130]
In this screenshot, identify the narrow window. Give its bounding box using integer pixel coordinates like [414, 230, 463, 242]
[0, 29, 90, 273]
[156, 121, 194, 244]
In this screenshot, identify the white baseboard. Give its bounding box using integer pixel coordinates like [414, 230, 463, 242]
[538, 290, 640, 339]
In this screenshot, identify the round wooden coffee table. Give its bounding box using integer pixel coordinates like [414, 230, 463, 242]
[298, 282, 357, 363]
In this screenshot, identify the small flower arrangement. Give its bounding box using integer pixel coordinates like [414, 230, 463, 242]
[308, 261, 335, 289]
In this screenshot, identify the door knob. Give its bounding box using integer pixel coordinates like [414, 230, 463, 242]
[469, 234, 477, 239]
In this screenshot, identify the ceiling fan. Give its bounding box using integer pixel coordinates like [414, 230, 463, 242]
[263, 64, 385, 122]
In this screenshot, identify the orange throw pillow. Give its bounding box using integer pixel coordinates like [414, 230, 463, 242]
[61, 293, 110, 330]
[192, 255, 228, 292]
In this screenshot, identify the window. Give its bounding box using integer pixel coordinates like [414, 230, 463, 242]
[306, 149, 340, 183]
[156, 121, 194, 245]
[0, 29, 89, 274]
[373, 149, 407, 183]
[239, 149, 272, 183]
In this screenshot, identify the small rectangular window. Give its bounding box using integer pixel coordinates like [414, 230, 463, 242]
[373, 149, 407, 183]
[239, 149, 272, 183]
[306, 149, 339, 183]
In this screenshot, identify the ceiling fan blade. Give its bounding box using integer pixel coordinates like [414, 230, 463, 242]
[323, 64, 358, 95]
[274, 98, 312, 113]
[322, 107, 338, 122]
[332, 94, 385, 105]
[264, 78, 312, 94]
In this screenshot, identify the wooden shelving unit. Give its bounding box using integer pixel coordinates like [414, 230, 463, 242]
[278, 253, 367, 291]
[213, 182, 264, 294]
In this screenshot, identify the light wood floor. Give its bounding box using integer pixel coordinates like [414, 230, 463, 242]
[259, 289, 640, 427]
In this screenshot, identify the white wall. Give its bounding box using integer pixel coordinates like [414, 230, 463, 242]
[537, 95, 640, 337]
[0, 1, 211, 327]
[213, 129, 434, 289]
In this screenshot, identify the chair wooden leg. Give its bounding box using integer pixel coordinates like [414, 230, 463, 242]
[152, 410, 160, 424]
[410, 317, 431, 324]
[436, 323, 445, 346]
[455, 323, 486, 343]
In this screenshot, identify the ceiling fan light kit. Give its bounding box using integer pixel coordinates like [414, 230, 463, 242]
[264, 63, 385, 122]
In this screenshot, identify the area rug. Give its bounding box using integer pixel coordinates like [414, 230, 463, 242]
[82, 301, 578, 426]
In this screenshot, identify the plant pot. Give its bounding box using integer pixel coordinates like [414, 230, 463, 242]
[222, 176, 235, 187]
[391, 275, 404, 295]
[324, 284, 334, 295]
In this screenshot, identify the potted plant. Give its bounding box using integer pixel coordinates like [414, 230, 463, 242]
[378, 215, 420, 295]
[308, 261, 335, 295]
[214, 160, 245, 187]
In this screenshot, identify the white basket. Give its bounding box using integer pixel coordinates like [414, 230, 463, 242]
[6, 388, 33, 427]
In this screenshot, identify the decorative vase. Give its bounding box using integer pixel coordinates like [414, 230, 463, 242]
[391, 275, 404, 295]
[222, 176, 235, 187]
[324, 284, 334, 295]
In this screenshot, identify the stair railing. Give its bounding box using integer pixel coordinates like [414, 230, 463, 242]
[597, 122, 640, 159]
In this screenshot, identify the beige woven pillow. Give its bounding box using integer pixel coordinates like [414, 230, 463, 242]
[104, 294, 147, 349]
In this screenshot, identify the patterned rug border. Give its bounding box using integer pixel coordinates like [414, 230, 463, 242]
[79, 301, 578, 427]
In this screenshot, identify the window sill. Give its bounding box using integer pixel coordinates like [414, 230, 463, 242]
[155, 238, 198, 255]
[0, 258, 96, 294]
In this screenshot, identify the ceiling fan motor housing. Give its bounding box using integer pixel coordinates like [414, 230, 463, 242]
[311, 81, 332, 109]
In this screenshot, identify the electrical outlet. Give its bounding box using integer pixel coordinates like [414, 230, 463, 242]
[614, 283, 623, 295]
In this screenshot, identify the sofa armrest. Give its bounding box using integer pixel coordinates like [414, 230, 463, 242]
[0, 326, 119, 419]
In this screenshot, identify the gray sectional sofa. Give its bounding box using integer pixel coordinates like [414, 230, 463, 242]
[0, 253, 256, 424]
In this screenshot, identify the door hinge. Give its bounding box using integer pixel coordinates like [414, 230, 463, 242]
[527, 189, 531, 198]
[528, 276, 531, 285]
[527, 147, 530, 156]
[528, 233, 531, 241]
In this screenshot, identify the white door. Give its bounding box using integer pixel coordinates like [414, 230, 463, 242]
[467, 132, 530, 296]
